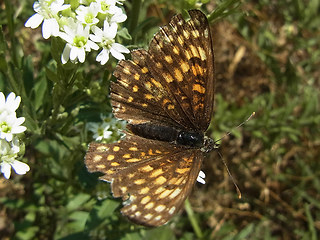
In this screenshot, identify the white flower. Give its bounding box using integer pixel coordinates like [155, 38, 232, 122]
[25, 0, 70, 39]
[197, 170, 206, 184]
[90, 21, 129, 65]
[87, 122, 113, 141]
[95, 0, 117, 14]
[0, 139, 29, 179]
[0, 92, 21, 117]
[0, 114, 27, 142]
[109, 5, 127, 23]
[60, 23, 99, 64]
[76, 2, 100, 26]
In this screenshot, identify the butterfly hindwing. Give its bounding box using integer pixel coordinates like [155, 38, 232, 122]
[85, 133, 203, 226]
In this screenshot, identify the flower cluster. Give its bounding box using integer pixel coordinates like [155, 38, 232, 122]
[0, 92, 29, 179]
[87, 114, 126, 142]
[25, 0, 129, 65]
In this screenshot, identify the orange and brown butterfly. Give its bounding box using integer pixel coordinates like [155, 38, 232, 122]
[85, 9, 216, 227]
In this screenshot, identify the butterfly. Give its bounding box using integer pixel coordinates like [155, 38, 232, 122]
[85, 9, 215, 227]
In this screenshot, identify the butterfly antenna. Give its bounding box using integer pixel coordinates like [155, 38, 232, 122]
[216, 112, 255, 143]
[218, 151, 242, 199]
[215, 112, 255, 199]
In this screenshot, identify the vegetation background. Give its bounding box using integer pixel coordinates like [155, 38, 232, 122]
[0, 0, 319, 239]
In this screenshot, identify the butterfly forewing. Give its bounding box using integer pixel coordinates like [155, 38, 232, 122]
[112, 10, 214, 131]
[85, 134, 203, 226]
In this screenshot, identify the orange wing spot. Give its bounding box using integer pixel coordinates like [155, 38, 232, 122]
[163, 73, 174, 83]
[145, 202, 154, 210]
[106, 169, 114, 175]
[139, 187, 150, 194]
[190, 45, 200, 58]
[155, 149, 162, 154]
[128, 96, 134, 102]
[198, 46, 207, 60]
[132, 85, 139, 92]
[177, 35, 184, 45]
[173, 46, 180, 55]
[169, 188, 182, 199]
[142, 103, 148, 108]
[159, 189, 174, 199]
[164, 55, 173, 64]
[128, 173, 135, 178]
[96, 145, 109, 151]
[126, 158, 140, 163]
[134, 73, 140, 80]
[140, 152, 146, 157]
[129, 147, 138, 151]
[180, 61, 190, 73]
[155, 176, 167, 185]
[155, 205, 166, 212]
[120, 186, 128, 193]
[192, 84, 206, 94]
[141, 196, 151, 204]
[176, 168, 190, 174]
[168, 206, 176, 215]
[113, 146, 120, 152]
[191, 29, 200, 38]
[111, 162, 120, 166]
[156, 62, 163, 69]
[191, 65, 197, 76]
[141, 67, 148, 73]
[135, 211, 141, 217]
[93, 155, 102, 162]
[183, 30, 190, 39]
[134, 179, 146, 185]
[145, 94, 154, 100]
[151, 78, 163, 89]
[123, 154, 131, 158]
[123, 67, 131, 74]
[196, 63, 204, 76]
[155, 186, 165, 195]
[185, 50, 192, 60]
[167, 104, 175, 110]
[162, 98, 170, 105]
[174, 68, 184, 82]
[96, 164, 106, 169]
[145, 81, 152, 90]
[150, 169, 164, 178]
[139, 165, 154, 172]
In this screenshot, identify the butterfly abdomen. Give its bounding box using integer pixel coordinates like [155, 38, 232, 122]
[128, 123, 204, 148]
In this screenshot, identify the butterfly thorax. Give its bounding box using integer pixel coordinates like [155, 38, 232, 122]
[128, 123, 210, 149]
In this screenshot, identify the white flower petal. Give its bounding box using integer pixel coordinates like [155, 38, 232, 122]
[110, 48, 125, 60]
[6, 93, 21, 112]
[11, 126, 27, 134]
[0, 93, 5, 107]
[96, 49, 110, 64]
[11, 160, 30, 175]
[112, 43, 129, 53]
[25, 13, 44, 28]
[78, 48, 86, 63]
[1, 162, 11, 179]
[70, 46, 79, 61]
[61, 43, 72, 64]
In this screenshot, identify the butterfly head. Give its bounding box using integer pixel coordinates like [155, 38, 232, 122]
[201, 136, 217, 153]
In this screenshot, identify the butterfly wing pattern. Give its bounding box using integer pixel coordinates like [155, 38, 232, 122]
[85, 9, 215, 227]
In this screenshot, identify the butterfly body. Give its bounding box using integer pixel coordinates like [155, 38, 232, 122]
[128, 123, 205, 148]
[85, 9, 215, 227]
